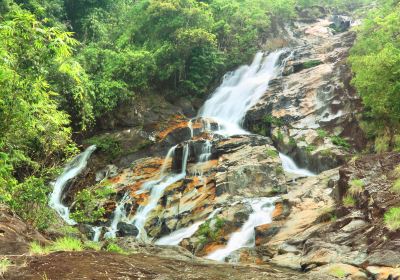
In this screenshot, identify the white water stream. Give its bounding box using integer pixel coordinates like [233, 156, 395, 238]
[155, 207, 222, 246]
[199, 50, 285, 136]
[206, 197, 277, 261]
[279, 153, 315, 177]
[49, 145, 96, 225]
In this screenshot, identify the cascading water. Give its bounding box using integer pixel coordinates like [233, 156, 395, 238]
[104, 193, 130, 239]
[206, 197, 276, 262]
[199, 50, 286, 136]
[155, 207, 222, 246]
[49, 145, 96, 225]
[92, 226, 102, 242]
[130, 144, 190, 241]
[279, 153, 315, 177]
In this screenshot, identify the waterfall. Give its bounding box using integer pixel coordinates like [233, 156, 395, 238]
[104, 193, 130, 239]
[49, 145, 96, 225]
[155, 207, 222, 246]
[279, 153, 315, 177]
[130, 144, 190, 241]
[199, 50, 286, 136]
[206, 197, 276, 262]
[199, 140, 212, 163]
[92, 226, 102, 242]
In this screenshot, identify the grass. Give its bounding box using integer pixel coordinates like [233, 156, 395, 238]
[305, 145, 316, 153]
[50, 237, 83, 252]
[30, 237, 83, 255]
[330, 135, 351, 150]
[392, 179, 400, 193]
[266, 148, 279, 158]
[343, 195, 356, 207]
[106, 243, 128, 255]
[317, 128, 328, 139]
[30, 241, 50, 255]
[275, 166, 284, 176]
[84, 241, 101, 251]
[384, 207, 400, 231]
[303, 60, 322, 69]
[328, 266, 347, 278]
[0, 258, 11, 276]
[348, 179, 365, 195]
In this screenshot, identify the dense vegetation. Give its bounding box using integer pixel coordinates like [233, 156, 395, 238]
[349, 0, 400, 152]
[0, 0, 380, 231]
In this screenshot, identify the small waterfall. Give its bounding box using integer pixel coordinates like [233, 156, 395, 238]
[279, 153, 315, 177]
[49, 145, 96, 225]
[104, 193, 130, 239]
[155, 208, 222, 246]
[206, 197, 276, 262]
[159, 145, 178, 176]
[199, 50, 286, 136]
[92, 226, 102, 242]
[131, 144, 190, 241]
[188, 119, 194, 138]
[198, 140, 212, 163]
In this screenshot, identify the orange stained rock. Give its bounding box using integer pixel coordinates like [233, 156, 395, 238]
[156, 116, 188, 140]
[108, 176, 121, 184]
[202, 243, 225, 256]
[255, 224, 271, 246]
[272, 203, 284, 219]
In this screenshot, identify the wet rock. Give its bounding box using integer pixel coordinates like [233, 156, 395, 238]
[330, 15, 352, 33]
[95, 164, 119, 182]
[117, 222, 139, 237]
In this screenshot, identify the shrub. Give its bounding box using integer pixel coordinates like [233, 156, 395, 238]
[306, 145, 316, 153]
[197, 217, 225, 244]
[70, 189, 106, 223]
[348, 179, 365, 195]
[331, 135, 351, 150]
[384, 207, 400, 231]
[84, 136, 121, 158]
[263, 115, 284, 127]
[343, 195, 356, 207]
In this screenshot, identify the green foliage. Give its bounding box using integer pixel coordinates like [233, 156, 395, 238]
[85, 136, 121, 158]
[197, 217, 225, 245]
[84, 241, 101, 251]
[350, 1, 400, 144]
[305, 145, 316, 153]
[70, 189, 106, 223]
[266, 148, 279, 158]
[384, 207, 400, 231]
[330, 135, 351, 150]
[348, 179, 365, 195]
[303, 60, 322, 69]
[374, 134, 390, 153]
[317, 129, 329, 139]
[392, 179, 400, 193]
[30, 241, 50, 255]
[328, 266, 347, 278]
[106, 242, 128, 255]
[343, 195, 356, 207]
[30, 237, 83, 254]
[50, 237, 83, 252]
[0, 258, 11, 276]
[263, 115, 285, 127]
[275, 166, 285, 176]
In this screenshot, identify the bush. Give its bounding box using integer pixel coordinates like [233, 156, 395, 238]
[384, 207, 400, 231]
[70, 189, 106, 223]
[197, 217, 225, 244]
[317, 129, 328, 139]
[375, 135, 390, 153]
[84, 136, 121, 158]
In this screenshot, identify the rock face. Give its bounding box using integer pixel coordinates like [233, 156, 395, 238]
[0, 205, 48, 255]
[245, 18, 366, 173]
[43, 13, 399, 280]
